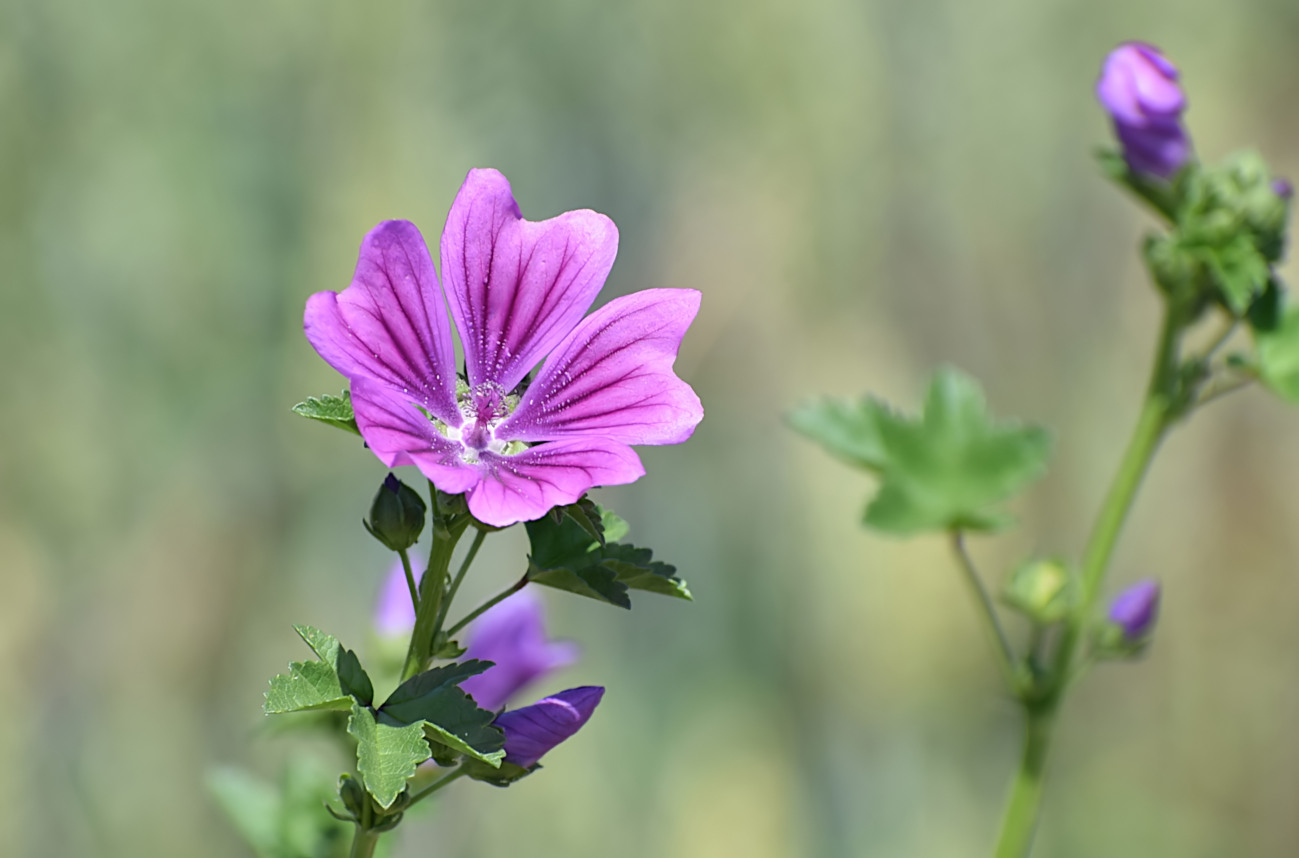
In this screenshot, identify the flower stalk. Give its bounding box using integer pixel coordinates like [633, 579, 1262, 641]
[403, 486, 472, 681]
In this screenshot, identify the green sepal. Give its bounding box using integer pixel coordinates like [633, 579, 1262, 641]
[819, 368, 1051, 536]
[264, 625, 372, 714]
[348, 701, 432, 810]
[1095, 147, 1179, 222]
[525, 505, 690, 607]
[1252, 289, 1299, 402]
[1091, 621, 1152, 661]
[292, 390, 361, 436]
[378, 661, 506, 768]
[463, 757, 538, 787]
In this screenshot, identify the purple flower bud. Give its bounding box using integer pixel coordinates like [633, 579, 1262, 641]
[1274, 179, 1293, 200]
[494, 686, 605, 768]
[1096, 43, 1191, 178]
[1108, 579, 1160, 640]
[459, 590, 579, 711]
[374, 555, 423, 637]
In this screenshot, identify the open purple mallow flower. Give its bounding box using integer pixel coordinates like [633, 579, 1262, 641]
[459, 589, 579, 712]
[1108, 579, 1160, 640]
[1096, 42, 1191, 178]
[494, 686, 605, 768]
[304, 169, 704, 527]
[374, 555, 423, 637]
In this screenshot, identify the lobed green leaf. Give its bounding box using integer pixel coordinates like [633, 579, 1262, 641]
[347, 702, 432, 810]
[292, 390, 361, 436]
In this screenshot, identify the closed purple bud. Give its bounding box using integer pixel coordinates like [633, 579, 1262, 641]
[1096, 43, 1191, 178]
[1273, 179, 1293, 200]
[494, 686, 605, 768]
[1108, 579, 1160, 640]
[459, 590, 579, 711]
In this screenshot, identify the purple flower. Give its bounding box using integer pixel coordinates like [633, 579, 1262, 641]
[1096, 43, 1191, 178]
[494, 686, 605, 768]
[1274, 179, 1293, 201]
[374, 555, 423, 637]
[459, 589, 580, 711]
[1108, 579, 1160, 640]
[304, 169, 704, 527]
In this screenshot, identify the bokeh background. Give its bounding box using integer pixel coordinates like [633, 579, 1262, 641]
[5, 0, 1299, 855]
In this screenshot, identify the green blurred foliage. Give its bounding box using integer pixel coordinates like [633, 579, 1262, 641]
[3, 0, 1299, 856]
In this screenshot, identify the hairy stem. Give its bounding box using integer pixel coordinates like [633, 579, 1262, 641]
[992, 300, 1185, 858]
[403, 486, 470, 681]
[950, 530, 1020, 693]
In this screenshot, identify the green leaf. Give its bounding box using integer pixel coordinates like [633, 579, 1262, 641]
[265, 659, 350, 714]
[524, 508, 690, 607]
[787, 396, 890, 471]
[337, 649, 374, 707]
[852, 368, 1052, 535]
[348, 702, 432, 810]
[379, 662, 505, 767]
[263, 626, 369, 714]
[462, 757, 538, 787]
[529, 563, 630, 608]
[1202, 233, 1270, 315]
[552, 496, 606, 544]
[600, 543, 691, 600]
[292, 390, 361, 436]
[1254, 303, 1299, 401]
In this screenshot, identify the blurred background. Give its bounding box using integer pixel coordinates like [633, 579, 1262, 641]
[4, 0, 1299, 855]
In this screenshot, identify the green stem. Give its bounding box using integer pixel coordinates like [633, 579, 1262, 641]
[446, 576, 528, 638]
[349, 827, 381, 858]
[950, 530, 1020, 693]
[407, 767, 469, 809]
[403, 486, 470, 681]
[349, 800, 381, 858]
[398, 548, 419, 612]
[992, 300, 1186, 858]
[992, 709, 1055, 858]
[436, 528, 489, 632]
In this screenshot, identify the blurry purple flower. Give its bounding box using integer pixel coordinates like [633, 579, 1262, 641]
[304, 169, 704, 527]
[1096, 43, 1191, 178]
[1108, 579, 1160, 640]
[459, 589, 579, 711]
[494, 686, 605, 768]
[1274, 179, 1293, 200]
[374, 555, 423, 637]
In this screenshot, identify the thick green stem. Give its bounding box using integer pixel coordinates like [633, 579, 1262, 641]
[403, 489, 470, 681]
[349, 799, 381, 858]
[992, 709, 1055, 858]
[991, 301, 1185, 858]
[349, 827, 381, 858]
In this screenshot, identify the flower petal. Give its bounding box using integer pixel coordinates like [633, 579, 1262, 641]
[459, 590, 580, 711]
[350, 377, 480, 495]
[440, 169, 618, 390]
[305, 221, 461, 424]
[466, 439, 646, 527]
[495, 686, 605, 768]
[500, 288, 704, 446]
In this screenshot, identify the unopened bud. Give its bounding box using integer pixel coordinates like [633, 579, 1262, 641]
[364, 473, 427, 551]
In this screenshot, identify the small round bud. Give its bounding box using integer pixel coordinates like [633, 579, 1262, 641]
[364, 473, 427, 552]
[1003, 559, 1073, 624]
[1096, 43, 1191, 179]
[1108, 579, 1160, 641]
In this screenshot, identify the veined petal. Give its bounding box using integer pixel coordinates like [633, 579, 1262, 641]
[500, 289, 704, 446]
[466, 439, 645, 527]
[305, 221, 461, 425]
[440, 169, 618, 391]
[495, 686, 605, 768]
[350, 378, 479, 495]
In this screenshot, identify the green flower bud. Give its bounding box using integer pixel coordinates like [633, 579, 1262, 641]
[1003, 559, 1074, 624]
[364, 474, 427, 551]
